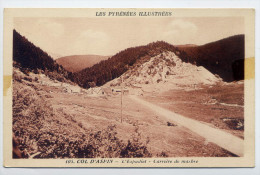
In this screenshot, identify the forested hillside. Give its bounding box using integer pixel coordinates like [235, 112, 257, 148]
[73, 41, 189, 88]
[13, 30, 245, 89]
[176, 35, 245, 81]
[13, 30, 73, 83]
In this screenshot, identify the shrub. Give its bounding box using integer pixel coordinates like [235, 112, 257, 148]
[120, 125, 151, 158]
[13, 80, 152, 158]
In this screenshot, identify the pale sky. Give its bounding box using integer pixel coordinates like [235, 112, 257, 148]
[14, 17, 244, 58]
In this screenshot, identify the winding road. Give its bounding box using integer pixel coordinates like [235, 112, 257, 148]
[128, 95, 244, 157]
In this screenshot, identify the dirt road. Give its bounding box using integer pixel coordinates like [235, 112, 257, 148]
[129, 95, 244, 157]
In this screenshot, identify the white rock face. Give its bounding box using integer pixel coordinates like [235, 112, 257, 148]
[106, 51, 221, 93]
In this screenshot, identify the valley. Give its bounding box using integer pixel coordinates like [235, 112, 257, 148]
[12, 30, 246, 158]
[12, 67, 243, 158]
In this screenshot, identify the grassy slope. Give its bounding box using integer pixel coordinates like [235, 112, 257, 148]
[144, 81, 244, 138]
[12, 70, 151, 158]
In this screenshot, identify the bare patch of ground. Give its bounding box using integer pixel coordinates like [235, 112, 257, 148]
[42, 85, 236, 157]
[143, 81, 244, 139]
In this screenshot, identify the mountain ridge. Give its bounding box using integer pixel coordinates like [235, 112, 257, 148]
[13, 30, 245, 89]
[72, 41, 186, 88]
[56, 55, 109, 73]
[73, 35, 244, 88]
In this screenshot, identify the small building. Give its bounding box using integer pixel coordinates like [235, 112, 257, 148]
[102, 87, 113, 96]
[111, 88, 129, 95]
[113, 88, 122, 93]
[65, 85, 81, 93]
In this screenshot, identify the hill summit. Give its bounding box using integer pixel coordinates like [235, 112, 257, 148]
[106, 51, 220, 93]
[73, 41, 187, 88]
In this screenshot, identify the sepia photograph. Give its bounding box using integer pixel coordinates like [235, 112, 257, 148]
[3, 8, 255, 167]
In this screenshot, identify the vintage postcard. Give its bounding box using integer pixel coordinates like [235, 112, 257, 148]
[3, 8, 255, 167]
